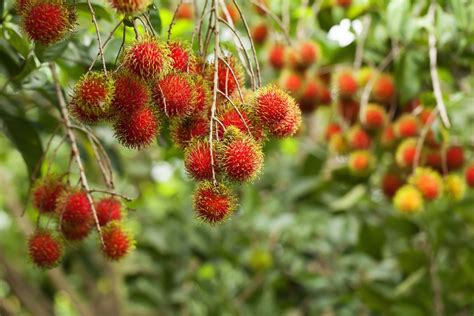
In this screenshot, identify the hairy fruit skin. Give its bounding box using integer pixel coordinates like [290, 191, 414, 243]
[101, 221, 134, 261]
[251, 23, 268, 45]
[184, 140, 215, 181]
[380, 125, 396, 147]
[56, 190, 92, 226]
[111, 72, 150, 116]
[362, 104, 386, 129]
[444, 174, 466, 201]
[445, 145, 465, 171]
[123, 38, 171, 80]
[298, 79, 319, 113]
[114, 106, 159, 149]
[212, 56, 244, 97]
[153, 73, 196, 117]
[395, 114, 419, 138]
[268, 44, 286, 70]
[372, 75, 395, 103]
[217, 107, 263, 140]
[96, 198, 122, 227]
[107, 0, 151, 14]
[395, 138, 417, 169]
[393, 185, 423, 214]
[28, 230, 63, 269]
[32, 174, 66, 214]
[220, 129, 263, 182]
[409, 167, 442, 200]
[347, 126, 371, 150]
[22, 0, 75, 45]
[337, 71, 358, 98]
[170, 115, 209, 148]
[73, 71, 115, 118]
[70, 99, 104, 124]
[348, 150, 373, 175]
[193, 181, 237, 224]
[168, 41, 194, 72]
[466, 164, 474, 188]
[382, 172, 404, 198]
[279, 71, 303, 96]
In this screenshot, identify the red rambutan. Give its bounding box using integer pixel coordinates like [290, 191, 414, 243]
[73, 71, 115, 118]
[70, 99, 104, 124]
[60, 221, 93, 241]
[184, 139, 216, 181]
[394, 114, 419, 138]
[446, 145, 465, 171]
[251, 23, 268, 44]
[395, 138, 417, 169]
[217, 106, 263, 140]
[168, 41, 194, 72]
[382, 172, 404, 198]
[347, 126, 371, 150]
[380, 124, 396, 147]
[114, 106, 159, 149]
[107, 0, 151, 14]
[101, 221, 134, 261]
[95, 197, 122, 227]
[423, 150, 443, 171]
[28, 230, 63, 269]
[372, 74, 395, 103]
[176, 3, 193, 20]
[409, 167, 442, 200]
[337, 71, 358, 98]
[268, 107, 302, 138]
[56, 190, 92, 225]
[32, 174, 66, 214]
[279, 71, 303, 95]
[325, 122, 342, 141]
[338, 98, 360, 125]
[153, 72, 196, 117]
[362, 103, 386, 129]
[253, 85, 292, 126]
[193, 181, 237, 224]
[212, 56, 244, 96]
[268, 44, 286, 70]
[123, 37, 171, 79]
[170, 115, 209, 148]
[465, 163, 474, 188]
[111, 71, 150, 116]
[298, 79, 319, 113]
[191, 76, 211, 114]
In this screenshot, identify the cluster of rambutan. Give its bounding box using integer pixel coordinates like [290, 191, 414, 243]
[17, 0, 76, 46]
[27, 174, 134, 269]
[70, 36, 301, 224]
[319, 66, 474, 215]
[266, 40, 332, 114]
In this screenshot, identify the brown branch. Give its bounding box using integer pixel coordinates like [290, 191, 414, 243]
[168, 0, 184, 42]
[89, 189, 133, 202]
[353, 15, 371, 71]
[250, 0, 291, 45]
[86, 0, 107, 75]
[88, 19, 123, 72]
[209, 0, 220, 185]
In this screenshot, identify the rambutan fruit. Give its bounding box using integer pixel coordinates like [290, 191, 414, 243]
[107, 0, 151, 14]
[268, 106, 301, 138]
[409, 167, 442, 200]
[268, 44, 286, 70]
[21, 0, 75, 45]
[176, 2, 193, 20]
[325, 122, 342, 141]
[193, 181, 237, 224]
[191, 76, 211, 114]
[445, 145, 465, 171]
[382, 172, 404, 198]
[111, 71, 150, 116]
[335, 0, 352, 8]
[279, 70, 303, 96]
[357, 67, 374, 86]
[362, 103, 387, 129]
[348, 150, 373, 175]
[372, 74, 395, 103]
[318, 84, 332, 105]
[253, 85, 293, 127]
[465, 163, 474, 188]
[184, 139, 216, 181]
[404, 98, 421, 112]
[395, 138, 417, 169]
[220, 2, 240, 23]
[328, 133, 347, 154]
[380, 124, 396, 148]
[423, 150, 443, 171]
[123, 37, 171, 80]
[298, 79, 319, 113]
[168, 41, 194, 72]
[170, 115, 209, 148]
[95, 197, 122, 227]
[32, 174, 66, 214]
[210, 56, 244, 97]
[70, 99, 104, 124]
[298, 41, 319, 68]
[60, 221, 93, 241]
[444, 174, 466, 201]
[16, 0, 32, 13]
[101, 221, 135, 261]
[347, 126, 371, 150]
[113, 106, 159, 149]
[72, 71, 114, 118]
[251, 22, 268, 45]
[338, 98, 360, 125]
[56, 190, 92, 225]
[217, 106, 263, 140]
[153, 72, 196, 117]
[419, 108, 435, 126]
[220, 128, 263, 182]
[393, 185, 423, 214]
[337, 71, 358, 98]
[28, 230, 63, 269]
[394, 114, 419, 138]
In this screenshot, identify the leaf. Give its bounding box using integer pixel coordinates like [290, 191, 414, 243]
[5, 27, 31, 58]
[34, 40, 69, 62]
[149, 2, 162, 34]
[386, 0, 410, 41]
[75, 3, 113, 22]
[357, 223, 386, 260]
[0, 110, 43, 180]
[393, 268, 426, 297]
[329, 184, 367, 210]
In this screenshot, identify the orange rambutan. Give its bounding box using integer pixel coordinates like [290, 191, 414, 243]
[393, 185, 423, 214]
[372, 74, 395, 103]
[394, 114, 419, 138]
[409, 167, 443, 200]
[348, 150, 373, 175]
[362, 103, 387, 129]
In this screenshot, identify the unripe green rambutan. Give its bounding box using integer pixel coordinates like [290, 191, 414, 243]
[101, 221, 135, 261]
[193, 181, 237, 224]
[409, 167, 443, 200]
[123, 37, 171, 80]
[72, 71, 115, 118]
[107, 0, 151, 14]
[28, 230, 64, 269]
[444, 174, 466, 201]
[393, 185, 423, 214]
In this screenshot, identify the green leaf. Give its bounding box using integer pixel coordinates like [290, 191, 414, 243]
[329, 184, 367, 210]
[0, 110, 43, 180]
[5, 27, 31, 58]
[357, 223, 386, 259]
[34, 40, 69, 62]
[393, 268, 426, 297]
[149, 2, 162, 34]
[386, 0, 410, 41]
[75, 3, 113, 22]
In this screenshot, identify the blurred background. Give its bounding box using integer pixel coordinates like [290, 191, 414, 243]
[1, 0, 474, 315]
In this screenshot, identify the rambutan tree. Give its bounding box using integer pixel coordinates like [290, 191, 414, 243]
[0, 0, 474, 315]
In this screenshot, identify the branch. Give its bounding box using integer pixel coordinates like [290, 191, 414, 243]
[88, 19, 123, 72]
[353, 15, 371, 71]
[428, 2, 451, 128]
[86, 0, 107, 75]
[168, 0, 184, 42]
[249, 0, 291, 45]
[209, 0, 220, 185]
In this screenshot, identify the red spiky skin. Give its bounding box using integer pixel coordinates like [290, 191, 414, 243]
[101, 222, 134, 261]
[380, 125, 396, 147]
[217, 108, 263, 140]
[395, 115, 419, 138]
[446, 146, 464, 171]
[169, 41, 192, 72]
[32, 175, 65, 214]
[123, 38, 170, 79]
[325, 122, 342, 140]
[279, 72, 302, 95]
[363, 104, 386, 129]
[184, 140, 215, 181]
[336, 0, 352, 7]
[176, 3, 193, 20]
[170, 115, 209, 148]
[382, 172, 404, 198]
[70, 99, 104, 124]
[372, 75, 395, 103]
[73, 72, 114, 118]
[22, 1, 74, 45]
[254, 86, 292, 126]
[465, 164, 474, 188]
[57, 190, 92, 225]
[114, 106, 158, 149]
[348, 127, 371, 150]
[268, 108, 301, 138]
[28, 230, 63, 269]
[298, 41, 319, 68]
[193, 181, 237, 224]
[153, 73, 195, 117]
[16, 0, 32, 13]
[192, 77, 211, 113]
[337, 72, 358, 98]
[299, 80, 319, 113]
[251, 23, 268, 44]
[215, 57, 243, 96]
[107, 0, 150, 14]
[111, 72, 150, 116]
[396, 139, 417, 169]
[221, 134, 263, 182]
[424, 150, 443, 171]
[60, 221, 93, 241]
[412, 169, 441, 200]
[339, 99, 360, 125]
[95, 198, 122, 227]
[268, 44, 286, 70]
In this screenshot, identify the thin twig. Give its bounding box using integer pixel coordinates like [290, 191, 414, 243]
[88, 19, 123, 72]
[249, 0, 291, 44]
[168, 0, 184, 42]
[353, 15, 371, 71]
[86, 0, 107, 75]
[89, 189, 133, 201]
